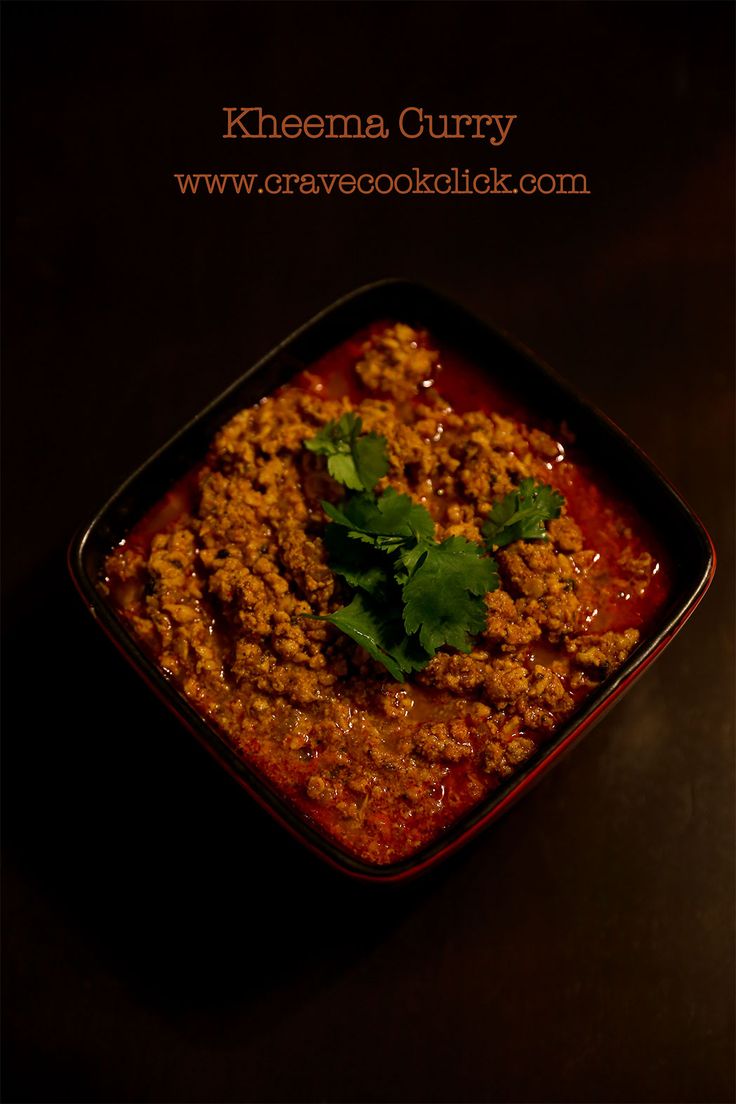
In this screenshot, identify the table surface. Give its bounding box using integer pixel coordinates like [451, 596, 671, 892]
[2, 3, 734, 1102]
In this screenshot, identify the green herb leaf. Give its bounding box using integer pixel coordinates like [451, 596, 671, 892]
[323, 524, 393, 597]
[305, 425, 565, 681]
[372, 487, 435, 540]
[321, 486, 437, 623]
[482, 477, 565, 549]
[393, 540, 430, 586]
[323, 487, 434, 546]
[304, 413, 389, 492]
[314, 592, 430, 682]
[402, 536, 499, 654]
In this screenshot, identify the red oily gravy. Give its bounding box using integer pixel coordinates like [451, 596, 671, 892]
[104, 322, 671, 865]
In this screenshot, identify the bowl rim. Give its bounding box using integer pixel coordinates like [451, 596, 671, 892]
[67, 277, 717, 882]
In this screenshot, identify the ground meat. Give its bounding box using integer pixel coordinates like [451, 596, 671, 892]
[413, 721, 474, 764]
[482, 590, 542, 649]
[498, 541, 582, 640]
[483, 735, 537, 779]
[548, 515, 585, 553]
[103, 322, 666, 866]
[356, 322, 439, 399]
[483, 658, 530, 706]
[617, 548, 654, 580]
[528, 428, 563, 460]
[566, 629, 640, 680]
[453, 413, 533, 503]
[418, 651, 489, 695]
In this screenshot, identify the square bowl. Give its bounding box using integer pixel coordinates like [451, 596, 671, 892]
[68, 280, 715, 881]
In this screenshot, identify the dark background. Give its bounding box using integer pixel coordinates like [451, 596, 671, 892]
[2, 3, 734, 1102]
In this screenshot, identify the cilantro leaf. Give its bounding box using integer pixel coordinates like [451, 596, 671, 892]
[402, 537, 499, 653]
[352, 431, 390, 492]
[304, 413, 389, 492]
[305, 428, 566, 680]
[323, 523, 393, 597]
[393, 539, 430, 586]
[482, 477, 565, 549]
[372, 487, 435, 540]
[323, 487, 435, 552]
[325, 451, 363, 490]
[314, 592, 430, 682]
[322, 487, 436, 608]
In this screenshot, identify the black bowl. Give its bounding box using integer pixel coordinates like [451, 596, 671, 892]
[68, 279, 716, 881]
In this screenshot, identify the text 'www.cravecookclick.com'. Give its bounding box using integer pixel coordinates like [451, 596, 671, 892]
[172, 168, 590, 198]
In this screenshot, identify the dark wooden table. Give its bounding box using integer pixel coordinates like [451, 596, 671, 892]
[2, 4, 733, 1101]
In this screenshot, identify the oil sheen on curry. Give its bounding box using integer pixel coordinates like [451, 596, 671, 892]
[104, 323, 670, 865]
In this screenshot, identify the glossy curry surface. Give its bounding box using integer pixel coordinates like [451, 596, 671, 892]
[103, 323, 671, 865]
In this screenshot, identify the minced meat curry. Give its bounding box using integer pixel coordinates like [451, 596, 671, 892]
[103, 323, 670, 865]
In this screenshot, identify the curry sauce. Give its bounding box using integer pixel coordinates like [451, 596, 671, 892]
[103, 323, 670, 865]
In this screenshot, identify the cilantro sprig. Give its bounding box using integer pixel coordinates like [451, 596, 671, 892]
[402, 537, 499, 654]
[320, 592, 430, 682]
[323, 487, 434, 598]
[482, 477, 565, 548]
[304, 416, 565, 681]
[304, 411, 389, 492]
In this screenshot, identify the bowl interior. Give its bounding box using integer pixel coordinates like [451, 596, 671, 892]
[69, 280, 715, 880]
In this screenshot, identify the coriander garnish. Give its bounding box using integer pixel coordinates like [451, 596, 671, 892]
[482, 477, 565, 548]
[304, 411, 389, 493]
[304, 415, 565, 680]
